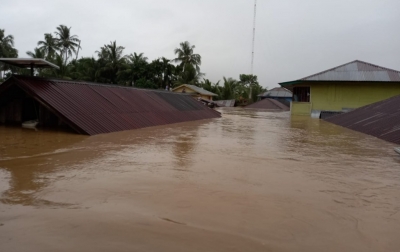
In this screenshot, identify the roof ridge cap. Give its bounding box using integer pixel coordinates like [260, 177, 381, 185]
[301, 60, 400, 81]
[300, 60, 359, 80]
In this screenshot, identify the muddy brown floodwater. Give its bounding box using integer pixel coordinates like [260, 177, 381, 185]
[0, 108, 400, 252]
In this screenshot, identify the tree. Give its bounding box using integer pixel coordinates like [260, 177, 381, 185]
[118, 52, 148, 86]
[174, 64, 204, 86]
[38, 33, 59, 59]
[0, 29, 18, 79]
[201, 78, 221, 99]
[221, 77, 237, 100]
[173, 41, 201, 72]
[26, 48, 45, 58]
[239, 74, 259, 100]
[160, 57, 175, 89]
[55, 25, 81, 64]
[96, 41, 126, 84]
[0, 29, 17, 57]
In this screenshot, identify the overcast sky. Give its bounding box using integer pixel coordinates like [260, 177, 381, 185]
[1, 0, 399, 88]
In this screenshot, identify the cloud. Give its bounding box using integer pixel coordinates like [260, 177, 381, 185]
[1, 0, 399, 88]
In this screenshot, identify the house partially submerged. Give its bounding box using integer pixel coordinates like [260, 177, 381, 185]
[245, 98, 289, 111]
[279, 60, 400, 116]
[258, 87, 292, 106]
[0, 75, 221, 135]
[172, 84, 217, 101]
[325, 95, 400, 144]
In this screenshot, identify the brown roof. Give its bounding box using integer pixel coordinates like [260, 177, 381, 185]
[0, 75, 221, 135]
[245, 98, 289, 111]
[325, 95, 400, 144]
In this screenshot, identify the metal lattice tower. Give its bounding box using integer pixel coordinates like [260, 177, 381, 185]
[251, 0, 257, 75]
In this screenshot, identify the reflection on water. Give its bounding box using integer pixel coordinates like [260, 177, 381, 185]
[0, 108, 400, 252]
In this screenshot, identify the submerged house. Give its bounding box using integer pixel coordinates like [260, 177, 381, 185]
[279, 60, 400, 116]
[245, 98, 289, 111]
[258, 87, 292, 107]
[172, 84, 217, 101]
[325, 94, 400, 144]
[0, 75, 221, 135]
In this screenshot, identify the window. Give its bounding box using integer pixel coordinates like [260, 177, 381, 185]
[293, 87, 310, 102]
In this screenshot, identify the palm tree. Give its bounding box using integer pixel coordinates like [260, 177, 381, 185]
[68, 57, 102, 82]
[201, 78, 221, 98]
[96, 41, 126, 84]
[0, 29, 18, 79]
[174, 64, 204, 86]
[239, 74, 258, 99]
[26, 48, 45, 58]
[118, 52, 148, 86]
[0, 29, 17, 57]
[173, 41, 201, 72]
[54, 25, 81, 64]
[160, 57, 175, 89]
[222, 77, 237, 100]
[45, 53, 70, 79]
[129, 52, 148, 64]
[38, 33, 59, 59]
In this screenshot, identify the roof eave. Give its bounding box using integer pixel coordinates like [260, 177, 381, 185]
[279, 80, 304, 86]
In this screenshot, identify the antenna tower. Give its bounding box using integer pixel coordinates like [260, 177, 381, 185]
[251, 0, 257, 75]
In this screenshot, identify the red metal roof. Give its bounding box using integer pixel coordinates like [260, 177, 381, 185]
[2, 75, 221, 135]
[245, 98, 289, 110]
[325, 95, 400, 144]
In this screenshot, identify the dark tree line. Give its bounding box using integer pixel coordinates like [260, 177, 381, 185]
[0, 26, 266, 102]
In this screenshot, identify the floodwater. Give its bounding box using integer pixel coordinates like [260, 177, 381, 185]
[0, 108, 400, 252]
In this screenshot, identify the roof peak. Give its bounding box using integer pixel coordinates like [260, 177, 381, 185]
[280, 60, 400, 85]
[301, 60, 400, 80]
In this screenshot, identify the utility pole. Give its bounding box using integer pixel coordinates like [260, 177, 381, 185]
[250, 0, 257, 100]
[251, 0, 257, 75]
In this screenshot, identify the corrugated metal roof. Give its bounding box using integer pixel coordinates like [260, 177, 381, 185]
[302, 60, 400, 82]
[280, 60, 400, 86]
[0, 58, 59, 69]
[245, 98, 289, 111]
[258, 87, 292, 98]
[215, 99, 235, 107]
[172, 84, 217, 96]
[325, 95, 400, 144]
[1, 75, 221, 135]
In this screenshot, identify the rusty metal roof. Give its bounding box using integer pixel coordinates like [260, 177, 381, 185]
[258, 87, 292, 98]
[280, 60, 400, 86]
[325, 95, 400, 144]
[245, 98, 289, 111]
[1, 75, 221, 135]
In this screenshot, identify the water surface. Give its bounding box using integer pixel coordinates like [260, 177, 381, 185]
[0, 108, 399, 252]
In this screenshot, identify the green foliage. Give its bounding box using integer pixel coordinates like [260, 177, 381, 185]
[173, 41, 203, 85]
[96, 41, 126, 84]
[55, 25, 81, 63]
[38, 33, 59, 60]
[0, 29, 18, 79]
[1, 28, 268, 100]
[174, 64, 204, 86]
[135, 78, 157, 89]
